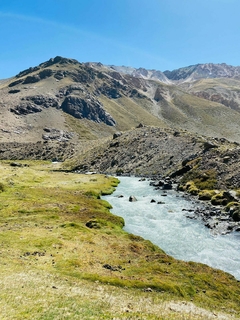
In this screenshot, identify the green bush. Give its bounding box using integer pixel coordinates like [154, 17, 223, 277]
[211, 192, 228, 206]
[181, 169, 217, 191]
[225, 202, 240, 212]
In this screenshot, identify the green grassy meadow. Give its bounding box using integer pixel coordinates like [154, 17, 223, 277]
[0, 161, 239, 319]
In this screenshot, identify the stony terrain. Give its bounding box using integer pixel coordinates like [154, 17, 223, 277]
[64, 125, 240, 235]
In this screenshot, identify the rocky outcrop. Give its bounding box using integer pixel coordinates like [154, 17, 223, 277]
[42, 128, 74, 142]
[39, 56, 79, 68]
[38, 69, 54, 79]
[54, 71, 65, 80]
[61, 95, 116, 126]
[8, 79, 23, 87]
[16, 66, 40, 78]
[23, 75, 41, 84]
[154, 87, 165, 102]
[23, 95, 59, 108]
[10, 95, 59, 115]
[98, 84, 122, 99]
[10, 102, 42, 115]
[8, 89, 20, 94]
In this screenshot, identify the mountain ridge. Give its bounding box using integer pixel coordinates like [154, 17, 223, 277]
[1, 56, 240, 145]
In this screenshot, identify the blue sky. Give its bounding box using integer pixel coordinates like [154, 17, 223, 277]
[0, 0, 240, 78]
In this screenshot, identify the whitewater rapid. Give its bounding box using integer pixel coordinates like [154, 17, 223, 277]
[102, 176, 240, 280]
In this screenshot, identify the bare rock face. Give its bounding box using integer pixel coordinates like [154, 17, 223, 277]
[61, 95, 116, 126]
[10, 102, 42, 115]
[154, 87, 165, 102]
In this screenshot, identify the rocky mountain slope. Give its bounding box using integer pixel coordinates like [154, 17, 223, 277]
[164, 62, 240, 82]
[65, 124, 240, 235]
[1, 56, 240, 148]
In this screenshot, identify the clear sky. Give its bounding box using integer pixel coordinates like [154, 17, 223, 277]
[0, 0, 240, 78]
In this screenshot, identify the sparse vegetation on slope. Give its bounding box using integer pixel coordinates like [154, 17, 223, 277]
[1, 56, 240, 144]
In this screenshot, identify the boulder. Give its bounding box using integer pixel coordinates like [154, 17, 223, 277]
[170, 165, 192, 178]
[149, 180, 164, 187]
[86, 220, 101, 229]
[129, 195, 137, 202]
[113, 132, 122, 139]
[223, 156, 231, 163]
[232, 208, 240, 222]
[162, 182, 173, 190]
[54, 71, 65, 80]
[203, 141, 218, 152]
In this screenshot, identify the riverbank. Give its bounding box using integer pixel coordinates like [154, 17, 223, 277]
[1, 161, 240, 319]
[148, 176, 240, 235]
[103, 176, 240, 280]
[67, 125, 240, 236]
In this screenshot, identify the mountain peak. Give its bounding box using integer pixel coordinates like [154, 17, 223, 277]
[164, 62, 240, 81]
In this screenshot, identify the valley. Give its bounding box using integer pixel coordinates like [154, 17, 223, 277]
[1, 56, 240, 318]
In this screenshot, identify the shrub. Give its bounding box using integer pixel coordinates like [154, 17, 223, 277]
[211, 192, 228, 206]
[181, 169, 217, 191]
[225, 202, 240, 212]
[188, 184, 199, 195]
[198, 190, 216, 201]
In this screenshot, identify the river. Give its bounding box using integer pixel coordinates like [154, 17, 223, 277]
[102, 176, 240, 280]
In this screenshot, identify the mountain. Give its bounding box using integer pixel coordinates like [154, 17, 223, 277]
[164, 63, 240, 82]
[105, 64, 171, 83]
[1, 56, 240, 152]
